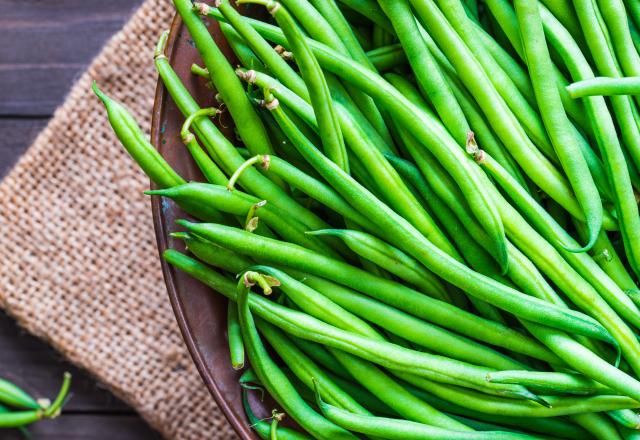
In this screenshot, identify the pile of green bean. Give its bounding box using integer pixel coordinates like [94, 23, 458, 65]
[95, 0, 640, 438]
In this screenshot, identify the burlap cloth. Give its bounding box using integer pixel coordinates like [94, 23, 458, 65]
[0, 0, 238, 438]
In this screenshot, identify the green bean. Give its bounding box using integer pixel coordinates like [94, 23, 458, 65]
[471, 146, 591, 253]
[567, 77, 640, 97]
[254, 266, 382, 339]
[0, 372, 72, 428]
[330, 352, 473, 429]
[366, 44, 405, 70]
[0, 379, 40, 411]
[574, 223, 640, 294]
[227, 301, 244, 370]
[608, 409, 640, 429]
[208, 1, 306, 96]
[308, 229, 451, 302]
[205, 9, 510, 271]
[242, 389, 312, 440]
[524, 321, 640, 401]
[397, 372, 640, 417]
[387, 70, 530, 195]
[515, 0, 602, 251]
[147, 183, 341, 258]
[314, 384, 540, 439]
[213, 14, 397, 158]
[153, 32, 328, 232]
[175, 233, 253, 274]
[173, 0, 275, 160]
[381, 153, 640, 392]
[336, 0, 394, 32]
[384, 149, 514, 323]
[541, 5, 640, 297]
[92, 82, 230, 223]
[486, 371, 611, 396]
[258, 319, 371, 414]
[93, 82, 183, 188]
[179, 108, 228, 185]
[239, 265, 539, 398]
[220, 22, 266, 72]
[237, 271, 358, 440]
[422, 1, 609, 231]
[572, 0, 640, 181]
[294, 274, 538, 369]
[439, 0, 560, 159]
[182, 236, 545, 368]
[379, 0, 470, 145]
[239, 0, 348, 171]
[569, 413, 623, 440]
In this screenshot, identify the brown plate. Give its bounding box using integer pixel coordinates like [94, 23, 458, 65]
[150, 8, 263, 440]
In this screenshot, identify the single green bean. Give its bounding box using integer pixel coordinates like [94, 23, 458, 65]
[179, 107, 228, 186]
[227, 300, 244, 370]
[608, 409, 640, 430]
[567, 77, 640, 97]
[486, 370, 611, 395]
[92, 82, 229, 223]
[571, 413, 623, 440]
[0, 379, 40, 410]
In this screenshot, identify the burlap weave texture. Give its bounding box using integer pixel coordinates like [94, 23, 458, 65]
[0, 0, 236, 438]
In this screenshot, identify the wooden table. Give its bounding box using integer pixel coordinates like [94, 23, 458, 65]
[0, 1, 163, 437]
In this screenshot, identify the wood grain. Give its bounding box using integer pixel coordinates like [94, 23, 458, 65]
[0, 0, 145, 115]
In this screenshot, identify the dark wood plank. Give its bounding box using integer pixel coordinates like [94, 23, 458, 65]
[1, 415, 164, 440]
[0, 0, 145, 115]
[0, 118, 48, 177]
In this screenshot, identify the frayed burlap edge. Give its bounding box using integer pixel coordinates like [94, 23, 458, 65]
[0, 0, 237, 438]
